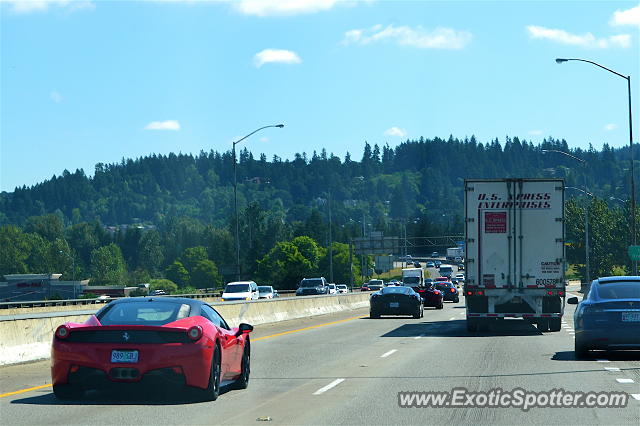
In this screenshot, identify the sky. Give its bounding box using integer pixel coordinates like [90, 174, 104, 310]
[1, 0, 639, 192]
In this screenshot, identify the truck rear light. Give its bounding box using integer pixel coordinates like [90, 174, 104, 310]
[55, 325, 70, 339]
[547, 291, 554, 296]
[558, 291, 565, 296]
[477, 290, 484, 296]
[70, 365, 79, 373]
[466, 291, 473, 296]
[187, 326, 203, 341]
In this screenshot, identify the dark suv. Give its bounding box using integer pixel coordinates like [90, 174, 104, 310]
[296, 277, 330, 296]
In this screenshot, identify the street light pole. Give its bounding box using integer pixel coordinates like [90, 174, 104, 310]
[232, 124, 284, 281]
[543, 149, 590, 289]
[555, 58, 636, 274]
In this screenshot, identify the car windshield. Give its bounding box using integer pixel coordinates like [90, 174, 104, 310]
[436, 283, 451, 289]
[597, 282, 640, 299]
[369, 280, 382, 285]
[225, 284, 250, 293]
[97, 302, 191, 326]
[337, 285, 347, 289]
[403, 277, 420, 284]
[300, 279, 323, 287]
[258, 286, 272, 292]
[381, 287, 410, 294]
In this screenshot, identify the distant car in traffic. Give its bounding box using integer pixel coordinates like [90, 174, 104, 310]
[568, 276, 640, 358]
[410, 283, 443, 309]
[431, 252, 439, 258]
[434, 260, 442, 268]
[296, 277, 330, 296]
[148, 289, 166, 296]
[369, 286, 424, 319]
[413, 261, 422, 268]
[434, 281, 459, 303]
[336, 284, 349, 293]
[258, 286, 277, 299]
[454, 256, 463, 263]
[457, 263, 465, 271]
[424, 278, 434, 286]
[51, 297, 253, 401]
[221, 281, 259, 301]
[366, 279, 384, 291]
[426, 261, 435, 268]
[327, 284, 338, 294]
[385, 279, 400, 287]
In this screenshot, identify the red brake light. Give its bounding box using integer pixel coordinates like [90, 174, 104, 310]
[450, 288, 456, 293]
[187, 325, 203, 341]
[477, 291, 484, 296]
[558, 291, 565, 296]
[466, 291, 473, 296]
[55, 325, 70, 339]
[547, 291, 554, 296]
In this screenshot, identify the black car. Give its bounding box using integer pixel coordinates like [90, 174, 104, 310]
[296, 277, 330, 296]
[434, 281, 459, 303]
[370, 286, 424, 319]
[569, 276, 640, 358]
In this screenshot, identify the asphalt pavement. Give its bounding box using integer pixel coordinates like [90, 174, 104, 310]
[1, 290, 639, 425]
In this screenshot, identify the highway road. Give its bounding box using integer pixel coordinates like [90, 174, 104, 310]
[1, 286, 639, 425]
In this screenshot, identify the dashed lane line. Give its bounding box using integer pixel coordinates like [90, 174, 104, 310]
[313, 378, 345, 395]
[380, 349, 398, 358]
[616, 378, 635, 384]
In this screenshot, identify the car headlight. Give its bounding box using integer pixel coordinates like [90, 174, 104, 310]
[221, 298, 225, 301]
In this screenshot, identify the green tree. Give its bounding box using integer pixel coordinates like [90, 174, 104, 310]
[257, 241, 312, 289]
[180, 246, 208, 273]
[190, 259, 222, 289]
[0, 225, 31, 275]
[24, 214, 64, 242]
[319, 242, 359, 284]
[165, 261, 189, 287]
[138, 230, 163, 276]
[90, 243, 127, 285]
[149, 278, 178, 294]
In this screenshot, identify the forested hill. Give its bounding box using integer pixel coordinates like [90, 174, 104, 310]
[0, 135, 634, 228]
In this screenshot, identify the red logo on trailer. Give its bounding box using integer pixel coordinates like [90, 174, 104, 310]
[485, 212, 507, 233]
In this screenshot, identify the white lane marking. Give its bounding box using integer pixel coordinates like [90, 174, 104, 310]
[604, 367, 621, 372]
[459, 312, 465, 315]
[616, 378, 635, 384]
[596, 359, 610, 363]
[414, 334, 425, 340]
[449, 317, 456, 321]
[631, 394, 640, 401]
[380, 349, 398, 358]
[313, 379, 345, 395]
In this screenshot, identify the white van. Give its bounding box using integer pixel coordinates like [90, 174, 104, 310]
[439, 265, 454, 278]
[221, 281, 259, 301]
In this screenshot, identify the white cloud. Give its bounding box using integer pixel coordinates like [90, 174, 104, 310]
[4, 0, 94, 14]
[384, 127, 407, 138]
[50, 91, 63, 103]
[528, 130, 543, 136]
[253, 49, 301, 68]
[342, 24, 473, 49]
[235, 0, 339, 17]
[526, 25, 631, 48]
[611, 5, 640, 27]
[144, 120, 181, 131]
[604, 123, 617, 131]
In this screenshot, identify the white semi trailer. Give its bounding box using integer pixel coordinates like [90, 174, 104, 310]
[464, 179, 565, 332]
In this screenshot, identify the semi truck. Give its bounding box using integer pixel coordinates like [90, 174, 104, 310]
[446, 247, 464, 261]
[402, 268, 424, 287]
[464, 178, 565, 332]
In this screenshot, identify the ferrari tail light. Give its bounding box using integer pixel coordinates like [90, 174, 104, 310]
[55, 325, 70, 339]
[466, 291, 473, 296]
[450, 288, 456, 293]
[187, 325, 203, 341]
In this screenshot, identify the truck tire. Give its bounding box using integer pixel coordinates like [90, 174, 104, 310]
[536, 319, 549, 332]
[467, 318, 478, 332]
[548, 318, 561, 332]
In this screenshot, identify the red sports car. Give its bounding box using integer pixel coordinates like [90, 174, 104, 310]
[411, 285, 444, 309]
[51, 297, 253, 401]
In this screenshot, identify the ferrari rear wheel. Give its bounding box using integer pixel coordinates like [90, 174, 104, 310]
[413, 306, 421, 319]
[234, 342, 251, 390]
[53, 384, 82, 400]
[370, 310, 380, 319]
[203, 345, 221, 401]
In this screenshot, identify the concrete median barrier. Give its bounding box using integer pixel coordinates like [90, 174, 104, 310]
[0, 293, 370, 366]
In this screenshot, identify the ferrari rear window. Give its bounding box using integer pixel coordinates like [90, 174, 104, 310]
[597, 282, 640, 299]
[97, 302, 191, 325]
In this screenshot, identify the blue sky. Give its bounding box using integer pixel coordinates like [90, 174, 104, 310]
[1, 0, 639, 192]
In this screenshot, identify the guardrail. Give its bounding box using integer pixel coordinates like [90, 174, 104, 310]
[0, 290, 303, 309]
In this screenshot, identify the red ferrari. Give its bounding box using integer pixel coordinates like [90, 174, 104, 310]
[51, 297, 253, 401]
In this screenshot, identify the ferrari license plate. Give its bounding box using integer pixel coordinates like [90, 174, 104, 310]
[621, 312, 640, 322]
[389, 302, 399, 308]
[111, 350, 139, 363]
